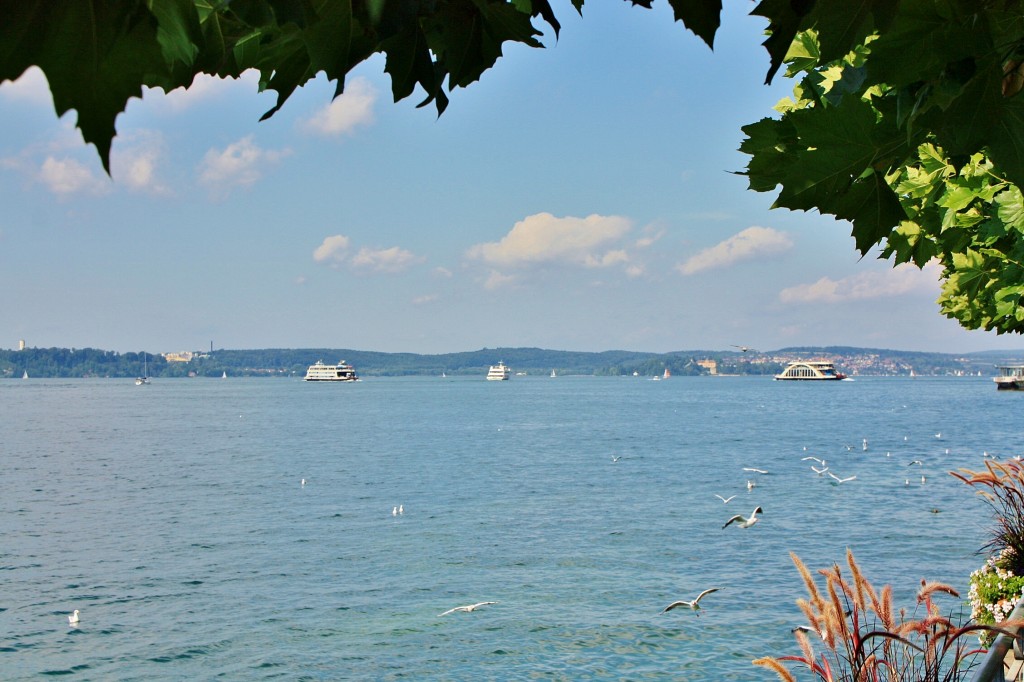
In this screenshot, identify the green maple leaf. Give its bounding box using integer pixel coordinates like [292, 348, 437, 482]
[0, 1, 180, 172]
[996, 186, 1024, 233]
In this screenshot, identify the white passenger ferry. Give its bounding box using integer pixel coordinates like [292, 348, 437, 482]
[486, 362, 511, 381]
[304, 359, 359, 382]
[774, 361, 846, 381]
[994, 365, 1024, 390]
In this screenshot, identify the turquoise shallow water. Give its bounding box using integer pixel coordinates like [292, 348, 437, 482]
[0, 375, 1019, 679]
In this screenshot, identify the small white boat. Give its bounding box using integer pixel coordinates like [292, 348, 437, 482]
[486, 362, 510, 381]
[774, 361, 845, 381]
[222, 371, 228, 379]
[135, 353, 150, 385]
[550, 369, 557, 378]
[304, 360, 359, 381]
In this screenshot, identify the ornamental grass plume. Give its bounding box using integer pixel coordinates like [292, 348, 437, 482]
[952, 459, 1024, 643]
[950, 459, 1024, 577]
[754, 550, 1021, 682]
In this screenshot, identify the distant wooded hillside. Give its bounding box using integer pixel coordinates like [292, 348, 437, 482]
[2, 346, 1021, 379]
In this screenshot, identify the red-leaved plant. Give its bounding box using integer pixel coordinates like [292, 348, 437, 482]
[755, 550, 1019, 681]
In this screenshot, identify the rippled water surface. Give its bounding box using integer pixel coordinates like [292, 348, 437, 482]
[2, 375, 1020, 679]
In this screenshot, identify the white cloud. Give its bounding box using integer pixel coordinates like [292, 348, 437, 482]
[111, 131, 170, 195]
[301, 77, 377, 137]
[152, 70, 262, 112]
[38, 156, 108, 196]
[484, 270, 517, 290]
[412, 294, 438, 305]
[198, 135, 290, 194]
[351, 246, 423, 273]
[467, 212, 632, 267]
[635, 229, 665, 248]
[313, 235, 351, 266]
[584, 250, 629, 268]
[676, 226, 792, 276]
[433, 266, 453, 278]
[779, 262, 942, 304]
[0, 67, 53, 107]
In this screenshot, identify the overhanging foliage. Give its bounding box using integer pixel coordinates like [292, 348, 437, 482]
[4, 1, 1024, 333]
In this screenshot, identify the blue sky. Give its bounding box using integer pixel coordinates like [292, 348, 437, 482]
[2, 3, 1021, 356]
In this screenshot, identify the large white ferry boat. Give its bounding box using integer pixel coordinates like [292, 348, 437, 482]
[486, 362, 511, 381]
[994, 365, 1024, 390]
[774, 361, 846, 381]
[304, 359, 359, 382]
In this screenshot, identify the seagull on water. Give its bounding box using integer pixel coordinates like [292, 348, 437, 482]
[723, 506, 763, 529]
[662, 588, 720, 615]
[828, 472, 856, 484]
[438, 601, 497, 616]
[715, 494, 736, 504]
[612, 455, 622, 462]
[68, 610, 79, 626]
[907, 460, 923, 466]
[746, 480, 756, 491]
[398, 504, 404, 515]
[392, 506, 398, 516]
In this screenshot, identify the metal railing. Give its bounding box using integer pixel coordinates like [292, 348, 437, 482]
[972, 600, 1024, 682]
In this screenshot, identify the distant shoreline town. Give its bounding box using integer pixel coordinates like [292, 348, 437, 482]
[3, 343, 1023, 380]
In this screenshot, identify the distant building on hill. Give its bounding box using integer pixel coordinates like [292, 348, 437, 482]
[697, 359, 718, 375]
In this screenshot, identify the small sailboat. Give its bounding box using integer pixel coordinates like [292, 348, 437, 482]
[222, 371, 228, 379]
[22, 369, 28, 379]
[663, 367, 671, 379]
[550, 369, 557, 378]
[135, 353, 150, 385]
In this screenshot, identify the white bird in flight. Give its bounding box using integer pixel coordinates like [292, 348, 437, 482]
[662, 588, 721, 615]
[743, 467, 768, 474]
[715, 494, 736, 504]
[723, 506, 763, 529]
[731, 345, 756, 353]
[438, 601, 497, 616]
[828, 472, 856, 484]
[811, 465, 829, 476]
[801, 456, 825, 464]
[68, 610, 80, 626]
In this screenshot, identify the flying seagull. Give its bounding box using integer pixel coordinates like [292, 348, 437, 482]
[828, 472, 856, 484]
[723, 507, 763, 529]
[801, 456, 825, 464]
[438, 601, 497, 617]
[68, 610, 80, 626]
[792, 624, 827, 640]
[743, 467, 768, 474]
[714, 494, 736, 504]
[662, 588, 721, 615]
[811, 465, 829, 476]
[731, 345, 757, 353]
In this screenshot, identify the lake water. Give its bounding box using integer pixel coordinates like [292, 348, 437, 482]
[1, 375, 1020, 680]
